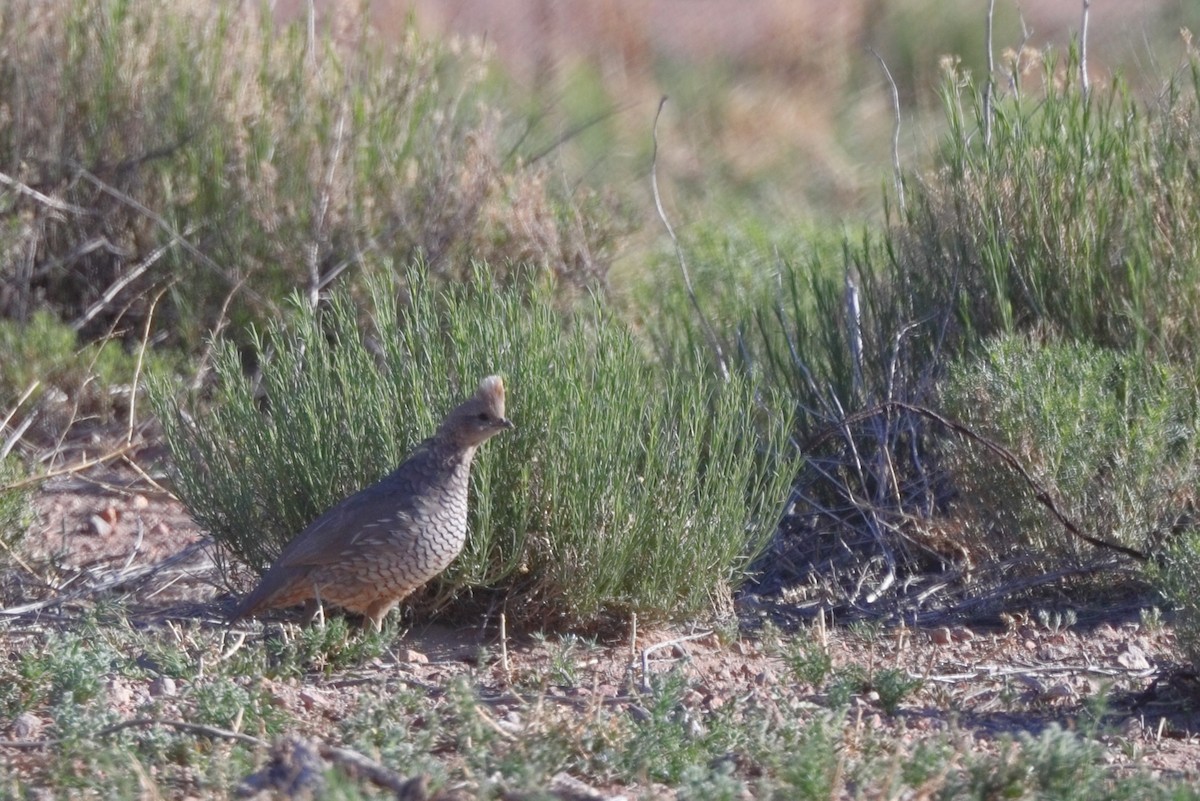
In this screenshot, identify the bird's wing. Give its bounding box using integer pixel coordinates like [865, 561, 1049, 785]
[270, 480, 420, 568]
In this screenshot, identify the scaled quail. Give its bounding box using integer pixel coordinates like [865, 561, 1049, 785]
[231, 375, 513, 631]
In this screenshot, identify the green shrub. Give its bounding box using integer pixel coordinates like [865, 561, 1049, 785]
[0, 311, 179, 441]
[658, 48, 1200, 611]
[892, 49, 1200, 361]
[940, 334, 1200, 572]
[627, 222, 869, 435]
[1155, 529, 1200, 669]
[0, 0, 625, 351]
[0, 454, 33, 557]
[153, 267, 799, 628]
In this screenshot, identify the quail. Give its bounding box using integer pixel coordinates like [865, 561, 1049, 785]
[231, 375, 513, 631]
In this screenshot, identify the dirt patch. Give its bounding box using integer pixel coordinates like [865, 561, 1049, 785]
[4, 466, 1200, 794]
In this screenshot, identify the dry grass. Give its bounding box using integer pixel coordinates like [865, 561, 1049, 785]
[0, 0, 626, 352]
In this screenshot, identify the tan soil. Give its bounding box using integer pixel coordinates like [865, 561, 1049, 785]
[4, 463, 1200, 795]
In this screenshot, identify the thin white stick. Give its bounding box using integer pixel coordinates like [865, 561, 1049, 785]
[650, 97, 729, 380]
[1080, 0, 1091, 96]
[868, 49, 906, 214]
[984, 0, 996, 147]
[500, 612, 510, 681]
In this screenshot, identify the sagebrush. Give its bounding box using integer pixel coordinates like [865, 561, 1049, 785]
[154, 267, 799, 628]
[0, 0, 626, 351]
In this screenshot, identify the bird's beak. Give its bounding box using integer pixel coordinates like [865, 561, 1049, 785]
[498, 417, 515, 430]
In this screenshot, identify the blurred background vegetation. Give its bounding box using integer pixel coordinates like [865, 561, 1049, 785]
[3, 0, 1200, 642]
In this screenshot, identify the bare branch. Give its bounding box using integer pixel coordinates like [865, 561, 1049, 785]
[126, 283, 172, 444]
[649, 96, 728, 380]
[0, 170, 90, 216]
[867, 49, 906, 214]
[984, 0, 996, 147]
[307, 96, 350, 309]
[74, 166, 271, 313]
[1080, 0, 1091, 96]
[70, 234, 179, 332]
[805, 402, 1152, 563]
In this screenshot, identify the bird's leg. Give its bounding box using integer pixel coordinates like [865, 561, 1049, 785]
[302, 585, 326, 628]
[364, 598, 398, 633]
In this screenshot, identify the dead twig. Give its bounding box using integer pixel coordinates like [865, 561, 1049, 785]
[0, 716, 266, 751]
[984, 0, 996, 147]
[804, 401, 1151, 563]
[867, 48, 906, 214]
[1080, 0, 1091, 97]
[0, 170, 90, 216]
[649, 96, 728, 381]
[0, 540, 211, 617]
[73, 165, 271, 313]
[0, 442, 139, 494]
[0, 381, 40, 460]
[640, 629, 713, 691]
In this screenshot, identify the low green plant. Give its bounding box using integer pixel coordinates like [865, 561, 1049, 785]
[528, 632, 600, 687]
[261, 618, 390, 678]
[1153, 529, 1200, 669]
[783, 637, 834, 687]
[154, 267, 799, 629]
[620, 670, 712, 784]
[940, 334, 1200, 573]
[11, 631, 119, 714]
[0, 311, 178, 441]
[1036, 608, 1078, 634]
[0, 454, 33, 555]
[948, 724, 1130, 801]
[825, 665, 867, 708]
[869, 667, 922, 715]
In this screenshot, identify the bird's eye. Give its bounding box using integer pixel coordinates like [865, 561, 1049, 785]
[477, 412, 490, 422]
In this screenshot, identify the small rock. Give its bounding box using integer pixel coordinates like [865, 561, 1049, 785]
[298, 689, 327, 712]
[88, 514, 113, 537]
[1045, 682, 1074, 700]
[929, 627, 952, 645]
[951, 627, 976, 642]
[548, 771, 616, 801]
[131, 494, 150, 509]
[100, 505, 120, 525]
[400, 648, 429, 665]
[149, 676, 178, 698]
[10, 712, 43, 739]
[107, 678, 135, 707]
[1116, 643, 1151, 671]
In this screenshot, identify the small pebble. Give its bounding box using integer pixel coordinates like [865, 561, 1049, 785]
[400, 648, 429, 665]
[11, 712, 43, 739]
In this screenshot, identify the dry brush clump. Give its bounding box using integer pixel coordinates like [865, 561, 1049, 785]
[0, 0, 626, 352]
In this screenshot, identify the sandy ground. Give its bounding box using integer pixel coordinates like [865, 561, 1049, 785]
[3, 463, 1199, 791]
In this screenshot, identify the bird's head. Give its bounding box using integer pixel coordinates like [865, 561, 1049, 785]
[439, 374, 515, 448]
